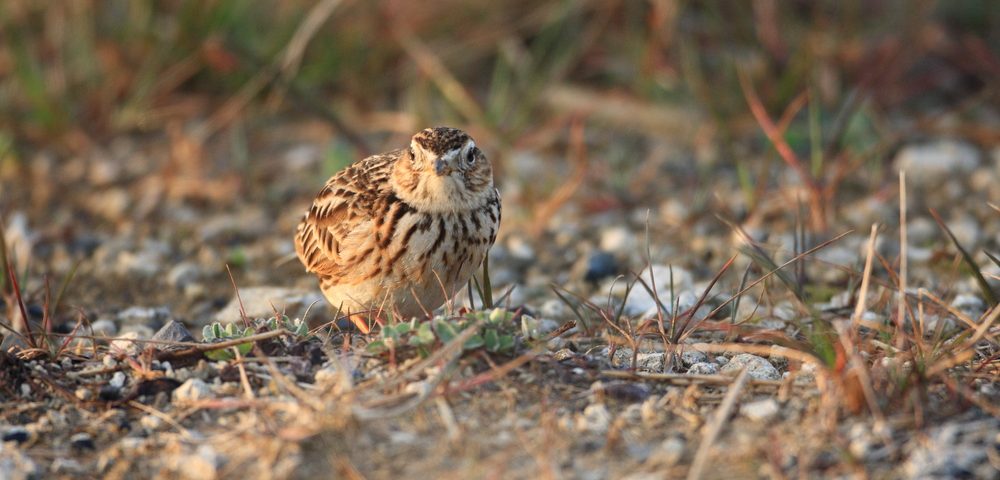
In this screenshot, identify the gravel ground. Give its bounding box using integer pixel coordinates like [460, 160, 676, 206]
[2, 119, 999, 478]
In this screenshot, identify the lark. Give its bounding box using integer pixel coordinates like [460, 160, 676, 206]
[295, 127, 500, 332]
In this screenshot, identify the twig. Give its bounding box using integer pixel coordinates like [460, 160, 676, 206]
[687, 369, 750, 480]
[127, 400, 195, 440]
[601, 370, 781, 387]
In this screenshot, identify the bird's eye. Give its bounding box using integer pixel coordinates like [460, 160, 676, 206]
[465, 149, 476, 165]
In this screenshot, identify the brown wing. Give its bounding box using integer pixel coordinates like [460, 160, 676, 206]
[294, 151, 400, 280]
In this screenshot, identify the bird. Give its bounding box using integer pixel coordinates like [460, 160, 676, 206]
[295, 127, 500, 332]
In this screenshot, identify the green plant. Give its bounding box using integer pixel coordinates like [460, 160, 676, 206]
[366, 308, 519, 357]
[201, 321, 254, 361]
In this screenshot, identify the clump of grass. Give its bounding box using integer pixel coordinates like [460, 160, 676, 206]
[0, 219, 82, 361]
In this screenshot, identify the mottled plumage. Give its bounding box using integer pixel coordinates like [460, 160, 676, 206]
[295, 127, 500, 330]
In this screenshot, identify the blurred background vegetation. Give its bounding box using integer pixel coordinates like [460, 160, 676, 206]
[0, 0, 997, 230]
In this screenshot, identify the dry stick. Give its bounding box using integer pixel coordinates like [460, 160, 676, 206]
[927, 304, 1000, 377]
[601, 370, 781, 387]
[897, 171, 908, 349]
[837, 224, 889, 434]
[233, 346, 256, 401]
[919, 290, 999, 345]
[127, 400, 195, 440]
[687, 369, 751, 480]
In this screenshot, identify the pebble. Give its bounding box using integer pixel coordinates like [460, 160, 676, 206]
[538, 299, 569, 320]
[151, 319, 196, 349]
[648, 437, 686, 467]
[109, 371, 127, 389]
[214, 287, 324, 324]
[118, 306, 171, 329]
[951, 294, 985, 319]
[70, 433, 95, 450]
[584, 250, 619, 282]
[576, 404, 612, 433]
[895, 140, 980, 186]
[740, 398, 780, 422]
[172, 378, 213, 404]
[687, 362, 720, 375]
[904, 415, 1000, 479]
[177, 444, 225, 480]
[109, 332, 144, 356]
[0, 446, 39, 479]
[167, 262, 202, 289]
[2, 427, 30, 444]
[719, 354, 781, 381]
[90, 319, 118, 337]
[680, 350, 708, 367]
[600, 226, 637, 254]
[74, 388, 93, 401]
[51, 458, 85, 475]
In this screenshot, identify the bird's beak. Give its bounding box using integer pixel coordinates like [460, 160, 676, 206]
[434, 158, 451, 176]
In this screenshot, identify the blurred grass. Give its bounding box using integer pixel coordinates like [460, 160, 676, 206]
[0, 0, 997, 212]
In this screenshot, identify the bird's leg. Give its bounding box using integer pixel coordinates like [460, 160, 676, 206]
[346, 313, 372, 334]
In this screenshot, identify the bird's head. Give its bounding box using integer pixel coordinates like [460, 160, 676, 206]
[393, 127, 494, 211]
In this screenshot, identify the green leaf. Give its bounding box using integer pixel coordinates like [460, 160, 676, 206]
[521, 315, 540, 340]
[366, 340, 387, 354]
[413, 322, 436, 345]
[432, 319, 458, 343]
[488, 308, 512, 326]
[483, 329, 499, 351]
[203, 325, 215, 341]
[464, 334, 485, 350]
[498, 334, 515, 352]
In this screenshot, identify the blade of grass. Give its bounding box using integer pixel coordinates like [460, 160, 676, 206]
[929, 208, 998, 307]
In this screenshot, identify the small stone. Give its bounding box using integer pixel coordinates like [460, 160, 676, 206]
[109, 371, 127, 389]
[151, 320, 196, 350]
[118, 306, 171, 329]
[70, 433, 95, 450]
[680, 350, 708, 367]
[741, 398, 780, 422]
[2, 426, 30, 444]
[539, 299, 569, 320]
[648, 437, 685, 467]
[636, 353, 666, 372]
[687, 362, 720, 375]
[167, 262, 202, 289]
[951, 294, 986, 319]
[74, 388, 93, 401]
[577, 404, 612, 433]
[51, 458, 85, 475]
[178, 444, 224, 480]
[600, 226, 637, 254]
[553, 348, 575, 361]
[720, 354, 781, 381]
[109, 332, 143, 356]
[214, 287, 324, 324]
[0, 445, 39, 478]
[584, 250, 619, 282]
[172, 378, 213, 404]
[895, 140, 980, 186]
[140, 415, 163, 431]
[507, 236, 535, 261]
[90, 319, 118, 337]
